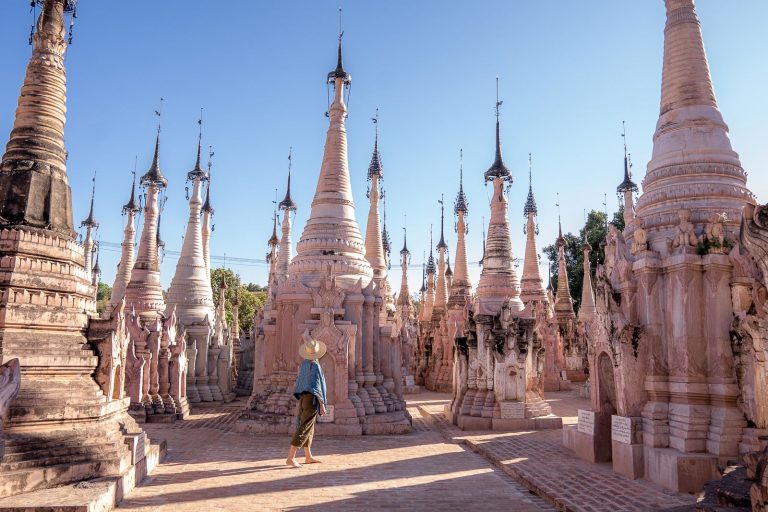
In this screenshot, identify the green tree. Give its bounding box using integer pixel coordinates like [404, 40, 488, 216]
[210, 268, 266, 334]
[96, 282, 112, 315]
[543, 210, 608, 314]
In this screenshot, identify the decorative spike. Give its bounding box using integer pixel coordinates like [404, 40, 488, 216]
[523, 152, 538, 217]
[426, 225, 436, 275]
[141, 124, 168, 188]
[80, 171, 98, 228]
[454, 149, 469, 216]
[327, 13, 351, 86]
[617, 121, 638, 193]
[202, 146, 214, 214]
[368, 109, 383, 179]
[437, 194, 448, 250]
[278, 147, 297, 211]
[484, 77, 512, 182]
[188, 109, 207, 182]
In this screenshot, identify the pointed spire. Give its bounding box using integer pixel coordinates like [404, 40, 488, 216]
[203, 146, 214, 214]
[617, 122, 638, 194]
[368, 109, 383, 179]
[520, 154, 547, 305]
[484, 77, 512, 182]
[445, 255, 453, 277]
[400, 215, 410, 256]
[141, 124, 168, 188]
[81, 172, 98, 228]
[454, 149, 468, 215]
[0, 0, 74, 234]
[426, 226, 436, 275]
[381, 192, 391, 260]
[188, 109, 207, 182]
[92, 245, 101, 276]
[437, 194, 448, 250]
[579, 237, 597, 322]
[420, 255, 427, 293]
[554, 210, 575, 319]
[523, 153, 538, 217]
[123, 167, 139, 214]
[327, 10, 351, 85]
[268, 209, 279, 247]
[636, 0, 749, 234]
[279, 148, 297, 211]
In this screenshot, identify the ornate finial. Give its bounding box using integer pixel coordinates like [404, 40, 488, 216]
[92, 239, 101, 276]
[400, 213, 410, 256]
[382, 190, 391, 265]
[122, 164, 140, 214]
[367, 109, 383, 180]
[327, 10, 351, 86]
[617, 121, 638, 194]
[203, 145, 214, 214]
[523, 152, 538, 217]
[454, 148, 469, 218]
[141, 100, 169, 188]
[81, 171, 98, 229]
[279, 147, 297, 211]
[437, 194, 448, 250]
[188, 109, 207, 181]
[426, 225, 436, 274]
[268, 208, 279, 247]
[485, 77, 512, 182]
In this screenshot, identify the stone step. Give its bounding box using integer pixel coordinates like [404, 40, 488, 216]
[2, 441, 128, 465]
[0, 440, 166, 510]
[1, 447, 129, 471]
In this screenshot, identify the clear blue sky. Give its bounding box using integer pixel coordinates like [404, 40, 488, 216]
[1, 1, 766, 290]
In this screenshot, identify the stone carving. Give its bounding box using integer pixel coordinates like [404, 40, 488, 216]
[0, 358, 21, 459]
[672, 208, 698, 249]
[630, 218, 647, 254]
[88, 300, 130, 401]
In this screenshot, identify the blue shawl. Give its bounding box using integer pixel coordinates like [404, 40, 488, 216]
[293, 359, 327, 409]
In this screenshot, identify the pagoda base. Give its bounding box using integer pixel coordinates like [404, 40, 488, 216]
[235, 408, 412, 436]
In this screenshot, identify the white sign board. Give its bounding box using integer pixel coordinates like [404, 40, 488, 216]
[577, 409, 595, 435]
[318, 405, 335, 423]
[499, 401, 525, 419]
[405, 375, 415, 387]
[611, 415, 633, 444]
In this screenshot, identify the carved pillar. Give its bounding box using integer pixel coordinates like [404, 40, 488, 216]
[703, 254, 744, 456]
[665, 254, 709, 453]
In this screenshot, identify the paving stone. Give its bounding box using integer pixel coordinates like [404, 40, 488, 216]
[119, 397, 553, 511]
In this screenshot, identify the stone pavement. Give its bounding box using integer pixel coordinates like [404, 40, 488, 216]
[119, 398, 552, 511]
[419, 391, 697, 512]
[119, 392, 698, 512]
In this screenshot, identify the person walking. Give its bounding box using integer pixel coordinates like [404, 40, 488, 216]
[286, 334, 328, 468]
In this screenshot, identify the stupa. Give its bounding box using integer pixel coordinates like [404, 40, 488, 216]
[564, 0, 762, 493]
[450, 83, 559, 431]
[0, 0, 160, 501]
[166, 126, 216, 409]
[239, 33, 410, 435]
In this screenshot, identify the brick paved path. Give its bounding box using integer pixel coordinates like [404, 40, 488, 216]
[418, 392, 697, 512]
[119, 398, 552, 512]
[121, 392, 697, 512]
